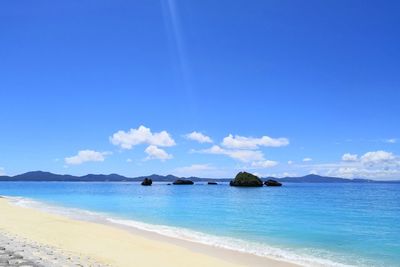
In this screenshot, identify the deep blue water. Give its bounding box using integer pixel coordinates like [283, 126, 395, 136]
[0, 182, 399, 266]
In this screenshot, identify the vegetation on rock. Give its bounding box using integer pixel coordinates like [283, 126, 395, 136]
[264, 179, 282, 186]
[141, 178, 152, 186]
[230, 172, 263, 187]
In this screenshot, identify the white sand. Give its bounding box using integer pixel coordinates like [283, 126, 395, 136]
[0, 197, 297, 267]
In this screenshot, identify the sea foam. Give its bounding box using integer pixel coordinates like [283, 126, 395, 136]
[8, 196, 354, 267]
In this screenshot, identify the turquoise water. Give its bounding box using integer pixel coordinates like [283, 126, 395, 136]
[0, 182, 399, 266]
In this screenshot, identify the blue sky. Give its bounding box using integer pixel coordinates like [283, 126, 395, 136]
[0, 0, 399, 179]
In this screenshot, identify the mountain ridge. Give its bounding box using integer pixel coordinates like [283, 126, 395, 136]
[0, 171, 399, 183]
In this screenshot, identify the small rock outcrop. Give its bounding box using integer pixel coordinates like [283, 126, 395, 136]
[207, 182, 218, 185]
[141, 178, 152, 186]
[173, 179, 194, 185]
[264, 179, 282, 186]
[230, 172, 263, 187]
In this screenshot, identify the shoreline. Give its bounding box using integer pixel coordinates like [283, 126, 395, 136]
[0, 196, 298, 267]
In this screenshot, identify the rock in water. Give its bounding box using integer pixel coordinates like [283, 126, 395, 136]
[230, 172, 263, 187]
[141, 178, 152, 186]
[173, 179, 194, 185]
[208, 182, 218, 185]
[264, 179, 282, 186]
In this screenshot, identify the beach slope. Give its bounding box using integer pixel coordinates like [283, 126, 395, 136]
[0, 197, 295, 267]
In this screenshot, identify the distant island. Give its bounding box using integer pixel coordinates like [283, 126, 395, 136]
[0, 171, 399, 183]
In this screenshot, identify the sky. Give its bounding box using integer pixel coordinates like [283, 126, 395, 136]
[0, 0, 399, 180]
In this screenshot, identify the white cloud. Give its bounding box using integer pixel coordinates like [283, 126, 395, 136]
[110, 125, 175, 149]
[385, 138, 397, 144]
[251, 160, 278, 168]
[299, 150, 400, 180]
[174, 164, 215, 176]
[262, 172, 298, 178]
[126, 158, 132, 163]
[175, 164, 213, 173]
[361, 150, 396, 165]
[174, 164, 234, 178]
[303, 157, 312, 162]
[332, 167, 400, 179]
[332, 167, 358, 178]
[282, 172, 297, 177]
[185, 131, 213, 143]
[342, 153, 358, 162]
[287, 160, 293, 165]
[227, 150, 265, 162]
[221, 134, 289, 150]
[144, 145, 172, 161]
[0, 167, 5, 176]
[199, 145, 264, 162]
[65, 150, 110, 165]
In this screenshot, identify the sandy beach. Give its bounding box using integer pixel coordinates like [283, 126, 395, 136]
[0, 197, 296, 267]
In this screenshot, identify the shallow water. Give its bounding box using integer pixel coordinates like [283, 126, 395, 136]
[1, 182, 399, 266]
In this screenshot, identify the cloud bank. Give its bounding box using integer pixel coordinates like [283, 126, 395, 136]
[301, 150, 400, 180]
[65, 150, 110, 165]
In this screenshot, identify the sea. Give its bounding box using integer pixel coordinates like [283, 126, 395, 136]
[0, 182, 399, 266]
